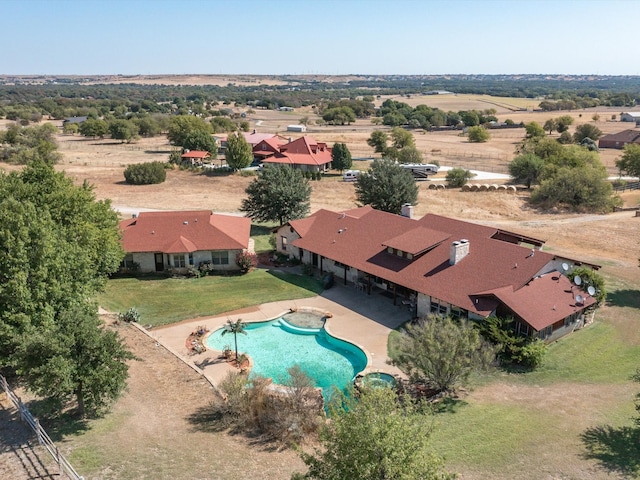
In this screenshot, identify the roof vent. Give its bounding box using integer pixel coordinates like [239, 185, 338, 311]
[183, 221, 188, 225]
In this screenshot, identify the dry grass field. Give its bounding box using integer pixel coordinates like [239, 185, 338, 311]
[1, 87, 639, 479]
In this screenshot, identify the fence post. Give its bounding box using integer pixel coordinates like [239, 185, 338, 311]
[35, 418, 43, 445]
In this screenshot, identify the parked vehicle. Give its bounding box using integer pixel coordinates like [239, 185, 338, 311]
[343, 170, 361, 182]
[399, 163, 439, 180]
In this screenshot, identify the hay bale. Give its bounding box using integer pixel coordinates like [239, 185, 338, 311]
[506, 185, 517, 194]
[461, 184, 471, 192]
[469, 184, 479, 192]
[488, 184, 498, 191]
[478, 184, 489, 191]
[497, 185, 507, 191]
[428, 183, 438, 190]
[437, 184, 446, 190]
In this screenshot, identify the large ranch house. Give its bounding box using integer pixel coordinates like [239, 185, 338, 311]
[276, 206, 599, 342]
[119, 210, 252, 273]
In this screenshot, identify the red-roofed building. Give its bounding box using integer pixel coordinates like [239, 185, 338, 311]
[275, 206, 599, 342]
[181, 150, 211, 166]
[120, 210, 252, 273]
[261, 136, 333, 172]
[597, 129, 640, 149]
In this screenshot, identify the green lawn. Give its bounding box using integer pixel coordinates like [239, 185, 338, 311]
[98, 269, 324, 327]
[250, 222, 277, 253]
[386, 289, 640, 477]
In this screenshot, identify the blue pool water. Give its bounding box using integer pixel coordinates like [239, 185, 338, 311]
[206, 319, 367, 396]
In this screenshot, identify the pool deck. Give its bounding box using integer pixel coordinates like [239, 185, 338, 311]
[150, 269, 412, 388]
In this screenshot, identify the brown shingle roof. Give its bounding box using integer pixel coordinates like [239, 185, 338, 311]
[481, 273, 596, 331]
[598, 129, 640, 144]
[287, 207, 590, 330]
[382, 227, 450, 256]
[120, 210, 250, 254]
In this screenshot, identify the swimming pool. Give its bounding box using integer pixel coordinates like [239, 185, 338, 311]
[205, 318, 367, 396]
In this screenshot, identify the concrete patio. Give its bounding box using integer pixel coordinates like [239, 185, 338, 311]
[150, 271, 413, 388]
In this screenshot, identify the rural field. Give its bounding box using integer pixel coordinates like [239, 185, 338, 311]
[1, 87, 639, 480]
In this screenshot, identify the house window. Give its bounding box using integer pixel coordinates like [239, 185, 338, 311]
[121, 254, 135, 269]
[387, 246, 393, 254]
[407, 253, 413, 260]
[430, 299, 447, 316]
[211, 251, 229, 265]
[450, 306, 467, 320]
[281, 236, 288, 251]
[173, 254, 186, 268]
[334, 261, 350, 270]
[189, 253, 194, 266]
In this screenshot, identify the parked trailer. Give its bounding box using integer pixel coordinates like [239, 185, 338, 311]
[343, 170, 361, 182]
[399, 163, 439, 180]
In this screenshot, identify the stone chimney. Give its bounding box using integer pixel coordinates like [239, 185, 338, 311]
[449, 239, 470, 265]
[401, 203, 414, 219]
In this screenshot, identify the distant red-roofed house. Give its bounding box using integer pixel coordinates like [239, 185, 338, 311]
[119, 210, 252, 273]
[262, 136, 333, 172]
[275, 206, 599, 342]
[252, 136, 288, 160]
[597, 130, 640, 149]
[181, 150, 211, 166]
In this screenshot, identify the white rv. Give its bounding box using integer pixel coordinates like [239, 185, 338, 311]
[343, 170, 361, 182]
[399, 163, 439, 180]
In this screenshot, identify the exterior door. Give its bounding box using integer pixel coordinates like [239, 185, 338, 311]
[312, 253, 318, 267]
[154, 253, 164, 272]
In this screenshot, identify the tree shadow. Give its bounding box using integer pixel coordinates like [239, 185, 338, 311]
[606, 289, 640, 309]
[580, 424, 640, 477]
[186, 402, 229, 434]
[185, 403, 292, 452]
[144, 149, 172, 154]
[250, 223, 275, 237]
[429, 397, 468, 415]
[24, 398, 90, 442]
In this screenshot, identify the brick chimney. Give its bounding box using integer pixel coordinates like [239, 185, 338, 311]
[449, 239, 470, 265]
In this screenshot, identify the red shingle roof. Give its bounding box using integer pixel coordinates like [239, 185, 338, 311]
[287, 207, 594, 330]
[262, 136, 332, 167]
[120, 210, 250, 254]
[181, 151, 210, 159]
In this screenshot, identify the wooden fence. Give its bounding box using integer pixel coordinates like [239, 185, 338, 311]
[0, 374, 83, 480]
[613, 181, 640, 192]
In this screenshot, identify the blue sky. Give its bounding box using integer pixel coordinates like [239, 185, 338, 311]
[2, 0, 638, 75]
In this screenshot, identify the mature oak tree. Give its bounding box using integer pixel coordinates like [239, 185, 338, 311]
[167, 115, 212, 146]
[509, 153, 545, 188]
[0, 160, 131, 417]
[355, 159, 418, 214]
[297, 387, 455, 480]
[241, 165, 311, 226]
[182, 129, 218, 154]
[573, 123, 603, 143]
[467, 125, 490, 143]
[616, 143, 640, 178]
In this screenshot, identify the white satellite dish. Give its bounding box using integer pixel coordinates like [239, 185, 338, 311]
[574, 275, 582, 286]
[575, 294, 584, 305]
[561, 263, 569, 272]
[587, 286, 596, 296]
